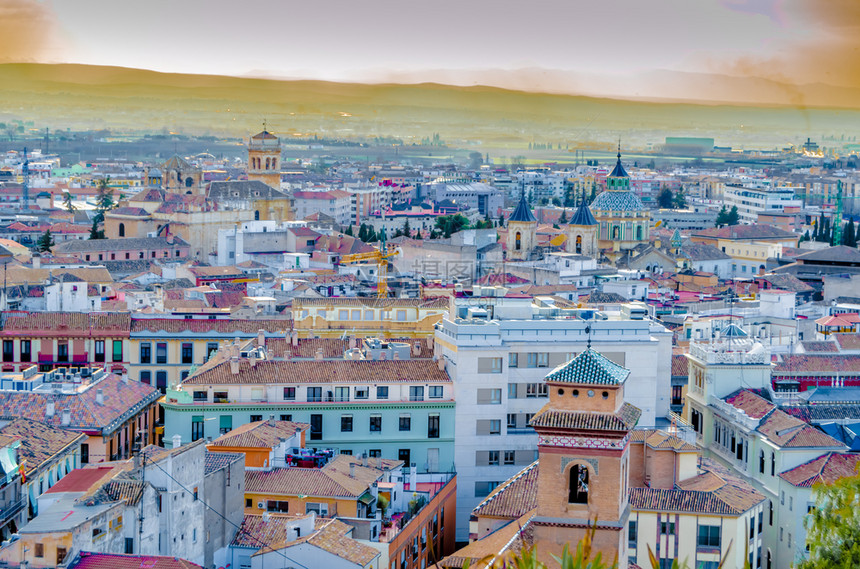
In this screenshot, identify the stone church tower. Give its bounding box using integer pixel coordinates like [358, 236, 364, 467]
[247, 126, 282, 189]
[529, 347, 640, 565]
[566, 198, 598, 256]
[506, 189, 537, 261]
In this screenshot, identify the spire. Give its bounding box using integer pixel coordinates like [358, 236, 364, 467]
[509, 185, 536, 223]
[569, 195, 597, 226]
[608, 143, 628, 179]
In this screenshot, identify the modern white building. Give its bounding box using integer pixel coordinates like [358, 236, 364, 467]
[433, 290, 673, 539]
[723, 184, 803, 225]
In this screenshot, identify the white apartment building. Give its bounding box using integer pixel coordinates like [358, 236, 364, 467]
[434, 290, 673, 540]
[723, 184, 803, 225]
[292, 190, 352, 225]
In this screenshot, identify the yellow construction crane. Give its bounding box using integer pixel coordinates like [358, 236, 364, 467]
[340, 242, 399, 298]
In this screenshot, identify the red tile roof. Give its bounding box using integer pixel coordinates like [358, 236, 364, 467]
[130, 318, 290, 334]
[209, 420, 308, 449]
[834, 333, 860, 351]
[757, 409, 844, 448]
[0, 418, 85, 477]
[779, 452, 860, 487]
[1, 312, 131, 335]
[473, 461, 538, 518]
[245, 466, 369, 498]
[773, 355, 860, 375]
[671, 355, 688, 377]
[723, 389, 776, 419]
[182, 358, 451, 386]
[70, 552, 204, 569]
[529, 403, 641, 433]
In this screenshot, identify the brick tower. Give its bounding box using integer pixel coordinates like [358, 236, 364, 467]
[247, 125, 282, 189]
[530, 346, 640, 565]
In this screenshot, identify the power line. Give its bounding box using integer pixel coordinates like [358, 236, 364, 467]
[141, 454, 310, 569]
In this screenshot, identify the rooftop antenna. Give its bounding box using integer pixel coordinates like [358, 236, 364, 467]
[263, 118, 267, 132]
[22, 147, 30, 210]
[585, 324, 592, 350]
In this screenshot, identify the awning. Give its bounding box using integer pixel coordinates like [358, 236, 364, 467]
[357, 491, 375, 505]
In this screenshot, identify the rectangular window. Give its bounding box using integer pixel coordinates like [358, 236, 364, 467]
[697, 525, 721, 548]
[1, 340, 13, 362]
[398, 449, 411, 466]
[93, 340, 105, 362]
[140, 343, 151, 364]
[368, 449, 382, 458]
[112, 340, 123, 362]
[280, 414, 292, 422]
[527, 352, 549, 368]
[57, 342, 69, 363]
[429, 386, 444, 399]
[409, 386, 424, 401]
[283, 387, 296, 400]
[34, 543, 43, 558]
[488, 451, 500, 466]
[369, 414, 382, 432]
[661, 521, 676, 535]
[376, 386, 389, 399]
[478, 357, 503, 373]
[156, 343, 167, 364]
[250, 414, 263, 423]
[474, 481, 500, 497]
[628, 520, 637, 543]
[213, 391, 228, 402]
[334, 386, 349, 402]
[266, 500, 289, 513]
[477, 419, 501, 435]
[428, 414, 440, 439]
[477, 388, 502, 405]
[504, 450, 515, 465]
[219, 415, 232, 434]
[191, 416, 204, 442]
[399, 414, 411, 432]
[508, 383, 518, 399]
[205, 342, 219, 362]
[193, 391, 208, 402]
[341, 415, 353, 432]
[155, 371, 167, 393]
[140, 371, 151, 385]
[355, 387, 369, 399]
[20, 340, 31, 363]
[526, 383, 548, 398]
[81, 443, 89, 464]
[310, 414, 323, 441]
[307, 387, 322, 402]
[508, 353, 519, 368]
[181, 343, 193, 364]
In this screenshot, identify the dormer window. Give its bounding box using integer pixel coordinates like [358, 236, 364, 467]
[569, 464, 589, 504]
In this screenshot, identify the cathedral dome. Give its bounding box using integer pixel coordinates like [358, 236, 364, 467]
[590, 190, 645, 212]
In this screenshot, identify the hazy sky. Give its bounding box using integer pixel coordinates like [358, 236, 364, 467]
[2, 0, 859, 99]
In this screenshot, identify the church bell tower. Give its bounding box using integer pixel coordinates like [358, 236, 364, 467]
[247, 124, 282, 189]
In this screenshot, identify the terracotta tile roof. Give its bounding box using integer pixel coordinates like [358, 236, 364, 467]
[800, 341, 839, 353]
[633, 464, 764, 515]
[292, 297, 448, 309]
[779, 452, 860, 487]
[182, 359, 451, 386]
[70, 552, 203, 569]
[773, 355, 860, 375]
[130, 318, 289, 335]
[644, 431, 698, 451]
[95, 478, 146, 506]
[259, 518, 380, 566]
[834, 333, 860, 351]
[0, 374, 160, 436]
[723, 389, 776, 419]
[245, 467, 370, 498]
[265, 337, 433, 359]
[204, 451, 244, 474]
[209, 421, 309, 449]
[757, 409, 845, 448]
[529, 403, 641, 432]
[692, 224, 797, 241]
[0, 418, 85, 477]
[231, 513, 323, 548]
[473, 461, 538, 518]
[5, 267, 113, 286]
[671, 354, 688, 377]
[323, 454, 402, 485]
[439, 511, 535, 568]
[544, 348, 631, 385]
[782, 405, 860, 422]
[1, 312, 131, 335]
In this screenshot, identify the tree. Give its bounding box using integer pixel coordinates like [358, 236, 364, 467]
[589, 182, 597, 203]
[37, 229, 54, 253]
[62, 191, 76, 213]
[93, 177, 115, 226]
[727, 205, 739, 226]
[801, 230, 811, 243]
[559, 210, 569, 224]
[798, 466, 860, 569]
[844, 221, 857, 247]
[89, 219, 105, 240]
[551, 197, 562, 207]
[673, 187, 687, 209]
[344, 225, 353, 237]
[715, 205, 730, 227]
[401, 219, 411, 239]
[498, 213, 505, 228]
[657, 187, 674, 209]
[434, 214, 469, 238]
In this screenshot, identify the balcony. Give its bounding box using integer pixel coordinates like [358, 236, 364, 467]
[0, 498, 25, 523]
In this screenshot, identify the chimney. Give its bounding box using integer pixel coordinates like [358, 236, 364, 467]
[61, 409, 71, 426]
[314, 348, 324, 361]
[249, 352, 257, 368]
[350, 463, 356, 478]
[291, 331, 299, 347]
[121, 371, 129, 383]
[230, 356, 240, 375]
[257, 329, 266, 348]
[379, 352, 387, 361]
[96, 389, 104, 405]
[348, 336, 357, 349]
[268, 414, 275, 427]
[32, 255, 41, 269]
[393, 351, 400, 360]
[436, 356, 445, 371]
[362, 453, 368, 467]
[133, 449, 140, 471]
[46, 399, 55, 418]
[172, 434, 182, 448]
[412, 342, 421, 356]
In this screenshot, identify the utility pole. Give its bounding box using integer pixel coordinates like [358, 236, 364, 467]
[22, 147, 30, 210]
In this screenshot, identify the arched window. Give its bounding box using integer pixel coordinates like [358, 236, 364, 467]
[185, 177, 193, 188]
[118, 223, 125, 237]
[766, 549, 772, 569]
[271, 158, 277, 170]
[176, 171, 181, 183]
[636, 225, 643, 240]
[759, 450, 765, 474]
[611, 226, 620, 240]
[575, 235, 582, 254]
[515, 231, 522, 251]
[569, 464, 589, 504]
[254, 210, 260, 221]
[770, 452, 775, 476]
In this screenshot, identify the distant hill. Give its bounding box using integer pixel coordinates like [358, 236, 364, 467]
[0, 63, 856, 147]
